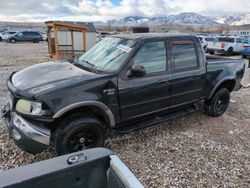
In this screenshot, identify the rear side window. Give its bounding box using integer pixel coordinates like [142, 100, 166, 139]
[172, 40, 199, 72]
[32, 32, 41, 36]
[218, 38, 235, 43]
[133, 41, 167, 74]
[23, 32, 31, 36]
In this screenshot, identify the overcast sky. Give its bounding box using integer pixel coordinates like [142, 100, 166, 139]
[0, 0, 249, 22]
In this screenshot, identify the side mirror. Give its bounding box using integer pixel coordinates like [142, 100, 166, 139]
[128, 65, 146, 78]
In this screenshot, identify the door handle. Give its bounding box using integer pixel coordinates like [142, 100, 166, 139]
[157, 80, 168, 85]
[193, 75, 200, 79]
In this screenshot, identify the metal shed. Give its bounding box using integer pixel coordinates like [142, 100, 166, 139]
[45, 21, 97, 60]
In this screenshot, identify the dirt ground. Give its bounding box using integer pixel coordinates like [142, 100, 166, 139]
[0, 42, 250, 187]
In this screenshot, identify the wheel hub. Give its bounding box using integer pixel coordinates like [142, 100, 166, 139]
[79, 137, 85, 144]
[68, 128, 97, 152]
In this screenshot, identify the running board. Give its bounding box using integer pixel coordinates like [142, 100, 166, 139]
[114, 106, 198, 134]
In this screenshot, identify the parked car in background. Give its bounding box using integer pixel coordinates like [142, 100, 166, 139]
[198, 36, 216, 50]
[241, 46, 250, 59]
[5, 30, 43, 43]
[206, 36, 248, 56]
[0, 31, 17, 42]
[1, 34, 245, 155]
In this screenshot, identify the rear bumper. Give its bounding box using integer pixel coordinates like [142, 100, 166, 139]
[207, 48, 225, 53]
[2, 111, 51, 154]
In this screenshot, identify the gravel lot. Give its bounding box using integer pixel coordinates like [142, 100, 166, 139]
[0, 42, 250, 187]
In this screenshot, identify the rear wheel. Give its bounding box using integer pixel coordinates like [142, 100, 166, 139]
[54, 114, 105, 155]
[33, 38, 39, 43]
[209, 50, 214, 55]
[10, 38, 16, 43]
[242, 55, 247, 59]
[225, 47, 233, 56]
[0, 37, 2, 42]
[204, 88, 230, 117]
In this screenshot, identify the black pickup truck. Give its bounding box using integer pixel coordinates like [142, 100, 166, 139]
[1, 33, 245, 155]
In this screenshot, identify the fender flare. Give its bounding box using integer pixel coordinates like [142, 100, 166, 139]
[53, 101, 115, 127]
[208, 77, 236, 99]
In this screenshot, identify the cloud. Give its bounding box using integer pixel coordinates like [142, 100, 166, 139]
[0, 0, 249, 22]
[172, 0, 250, 15]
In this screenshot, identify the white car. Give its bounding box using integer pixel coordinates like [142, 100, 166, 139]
[0, 31, 17, 41]
[206, 36, 248, 56]
[198, 36, 217, 50]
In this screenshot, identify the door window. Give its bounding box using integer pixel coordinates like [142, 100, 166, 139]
[172, 41, 199, 72]
[133, 41, 167, 74]
[236, 38, 248, 44]
[16, 32, 23, 36]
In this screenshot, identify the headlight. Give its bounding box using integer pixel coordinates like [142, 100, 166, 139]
[16, 99, 45, 116]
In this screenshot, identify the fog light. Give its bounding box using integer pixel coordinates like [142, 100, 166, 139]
[12, 129, 21, 140]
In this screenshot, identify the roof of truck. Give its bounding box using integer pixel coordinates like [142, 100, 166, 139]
[111, 33, 194, 40]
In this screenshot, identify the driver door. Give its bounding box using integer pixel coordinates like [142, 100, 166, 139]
[15, 32, 24, 41]
[118, 40, 172, 122]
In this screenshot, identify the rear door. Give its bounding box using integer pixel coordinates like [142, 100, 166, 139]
[169, 38, 206, 108]
[23, 32, 33, 41]
[118, 40, 172, 121]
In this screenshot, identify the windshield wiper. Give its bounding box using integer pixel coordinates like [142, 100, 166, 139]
[79, 59, 98, 73]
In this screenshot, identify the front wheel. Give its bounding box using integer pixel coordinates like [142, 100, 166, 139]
[10, 38, 16, 43]
[204, 88, 230, 117]
[54, 114, 105, 155]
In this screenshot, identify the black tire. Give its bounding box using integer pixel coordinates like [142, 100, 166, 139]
[225, 47, 233, 56]
[10, 38, 16, 43]
[0, 37, 2, 42]
[209, 50, 214, 55]
[242, 55, 247, 59]
[204, 88, 230, 117]
[54, 114, 105, 155]
[33, 38, 39, 43]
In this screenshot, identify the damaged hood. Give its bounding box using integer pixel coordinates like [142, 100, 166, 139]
[11, 61, 106, 95]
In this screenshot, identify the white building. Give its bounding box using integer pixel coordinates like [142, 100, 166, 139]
[223, 30, 250, 36]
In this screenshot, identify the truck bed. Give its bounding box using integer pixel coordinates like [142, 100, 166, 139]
[206, 55, 244, 64]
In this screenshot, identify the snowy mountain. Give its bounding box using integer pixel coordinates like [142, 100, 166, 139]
[120, 16, 149, 24]
[165, 13, 218, 25]
[107, 13, 219, 26]
[106, 12, 250, 26]
[212, 13, 250, 25]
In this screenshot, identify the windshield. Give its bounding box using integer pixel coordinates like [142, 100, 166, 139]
[79, 37, 135, 73]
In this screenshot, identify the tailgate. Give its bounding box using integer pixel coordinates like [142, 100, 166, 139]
[207, 41, 224, 50]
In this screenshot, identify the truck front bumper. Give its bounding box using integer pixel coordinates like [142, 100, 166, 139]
[1, 105, 51, 154]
